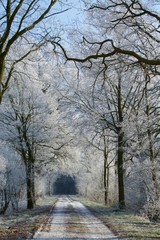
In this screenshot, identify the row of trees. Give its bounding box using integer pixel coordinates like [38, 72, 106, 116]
[0, 46, 73, 210]
[0, 0, 160, 216]
[54, 0, 160, 210]
[0, 0, 73, 211]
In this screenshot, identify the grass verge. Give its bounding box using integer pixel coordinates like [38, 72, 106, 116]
[78, 197, 160, 240]
[0, 196, 58, 240]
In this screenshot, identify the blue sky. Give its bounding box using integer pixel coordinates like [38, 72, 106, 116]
[55, 0, 83, 26]
[54, 0, 160, 26]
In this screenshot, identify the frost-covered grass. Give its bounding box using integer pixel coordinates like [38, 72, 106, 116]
[0, 196, 58, 240]
[78, 197, 160, 240]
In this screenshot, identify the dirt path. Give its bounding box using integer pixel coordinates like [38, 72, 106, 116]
[32, 196, 121, 239]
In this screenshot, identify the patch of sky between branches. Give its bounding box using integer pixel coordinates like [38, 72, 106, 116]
[55, 0, 84, 26]
[140, 0, 160, 12]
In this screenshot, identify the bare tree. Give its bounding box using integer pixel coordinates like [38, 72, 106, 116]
[85, 129, 116, 205]
[52, 0, 160, 209]
[0, 0, 62, 103]
[54, 0, 160, 71]
[57, 54, 147, 208]
[0, 61, 74, 209]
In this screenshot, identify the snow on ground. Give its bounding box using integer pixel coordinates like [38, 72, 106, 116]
[32, 196, 122, 240]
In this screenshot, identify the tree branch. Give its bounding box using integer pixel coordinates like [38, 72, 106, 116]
[54, 40, 160, 66]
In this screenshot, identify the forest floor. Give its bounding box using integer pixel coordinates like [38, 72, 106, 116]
[0, 196, 58, 240]
[78, 196, 160, 240]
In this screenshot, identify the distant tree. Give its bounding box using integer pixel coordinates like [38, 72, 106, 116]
[144, 77, 159, 200]
[0, 145, 25, 214]
[131, 74, 160, 202]
[53, 174, 78, 195]
[85, 129, 116, 205]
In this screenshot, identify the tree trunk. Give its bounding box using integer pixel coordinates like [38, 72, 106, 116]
[103, 136, 109, 205]
[117, 128, 125, 209]
[26, 160, 35, 209]
[104, 152, 108, 205]
[145, 80, 159, 200]
[147, 116, 159, 199]
[31, 160, 35, 204]
[0, 189, 10, 214]
[117, 75, 125, 209]
[104, 166, 110, 205]
[0, 54, 5, 104]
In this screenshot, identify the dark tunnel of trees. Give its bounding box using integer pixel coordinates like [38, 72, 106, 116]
[53, 174, 78, 195]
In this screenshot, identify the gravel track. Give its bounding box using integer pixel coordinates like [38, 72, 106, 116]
[32, 196, 121, 240]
